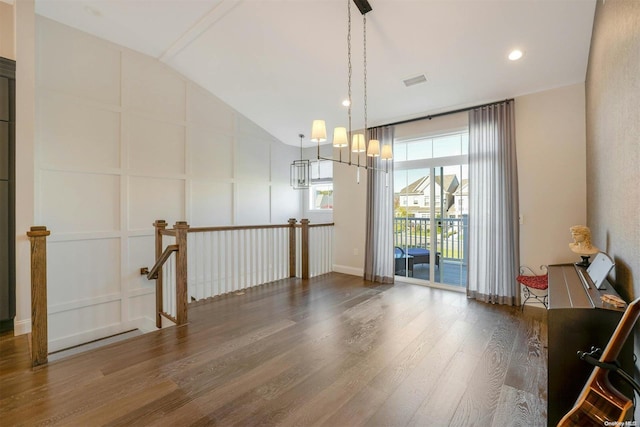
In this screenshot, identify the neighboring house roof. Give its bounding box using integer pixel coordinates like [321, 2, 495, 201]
[458, 179, 469, 196]
[396, 174, 460, 195]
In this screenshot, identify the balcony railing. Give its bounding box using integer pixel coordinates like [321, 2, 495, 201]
[393, 216, 468, 262]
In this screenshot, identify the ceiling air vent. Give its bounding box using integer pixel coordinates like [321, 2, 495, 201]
[403, 74, 427, 87]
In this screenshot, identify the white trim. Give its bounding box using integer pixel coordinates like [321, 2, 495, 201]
[134, 316, 158, 333]
[48, 321, 139, 353]
[332, 264, 363, 277]
[395, 275, 466, 293]
[48, 293, 122, 315]
[13, 318, 31, 335]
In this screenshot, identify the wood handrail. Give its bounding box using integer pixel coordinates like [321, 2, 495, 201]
[146, 244, 178, 280]
[308, 223, 335, 228]
[188, 224, 292, 233]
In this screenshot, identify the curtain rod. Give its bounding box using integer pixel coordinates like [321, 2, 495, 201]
[376, 98, 514, 128]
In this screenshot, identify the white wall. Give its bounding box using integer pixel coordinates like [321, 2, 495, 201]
[333, 84, 587, 278]
[333, 162, 368, 276]
[14, 0, 36, 338]
[0, 2, 15, 60]
[14, 16, 301, 351]
[516, 83, 587, 273]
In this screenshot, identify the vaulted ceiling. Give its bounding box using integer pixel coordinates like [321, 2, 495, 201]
[35, 0, 597, 146]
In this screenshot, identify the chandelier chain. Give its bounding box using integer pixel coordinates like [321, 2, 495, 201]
[363, 13, 367, 144]
[312, 0, 391, 175]
[347, 0, 352, 153]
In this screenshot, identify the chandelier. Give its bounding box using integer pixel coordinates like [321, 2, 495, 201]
[290, 133, 310, 189]
[310, 0, 392, 180]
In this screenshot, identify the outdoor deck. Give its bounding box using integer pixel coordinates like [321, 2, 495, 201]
[410, 260, 468, 287]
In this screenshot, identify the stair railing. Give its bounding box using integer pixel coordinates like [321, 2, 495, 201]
[144, 219, 334, 328]
[142, 220, 189, 327]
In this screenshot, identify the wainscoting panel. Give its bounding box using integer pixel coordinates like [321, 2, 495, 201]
[236, 182, 270, 225]
[187, 84, 235, 132]
[126, 235, 156, 291]
[33, 16, 302, 352]
[39, 170, 120, 233]
[46, 238, 122, 307]
[128, 176, 185, 231]
[121, 51, 186, 122]
[235, 134, 270, 181]
[126, 114, 186, 176]
[188, 126, 234, 180]
[37, 17, 121, 105]
[48, 300, 122, 352]
[38, 95, 120, 171]
[190, 181, 233, 227]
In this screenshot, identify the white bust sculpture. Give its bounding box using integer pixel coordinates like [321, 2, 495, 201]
[569, 225, 599, 255]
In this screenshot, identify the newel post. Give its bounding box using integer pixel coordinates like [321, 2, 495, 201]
[174, 221, 189, 325]
[288, 218, 297, 278]
[301, 219, 310, 279]
[27, 226, 50, 367]
[153, 220, 167, 328]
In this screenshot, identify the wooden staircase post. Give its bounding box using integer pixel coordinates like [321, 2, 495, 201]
[174, 221, 189, 325]
[153, 219, 167, 328]
[26, 226, 50, 367]
[288, 218, 297, 278]
[301, 219, 310, 279]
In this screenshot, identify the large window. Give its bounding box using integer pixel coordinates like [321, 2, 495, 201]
[309, 160, 333, 211]
[394, 131, 469, 288]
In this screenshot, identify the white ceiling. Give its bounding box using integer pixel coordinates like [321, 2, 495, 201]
[35, 0, 597, 147]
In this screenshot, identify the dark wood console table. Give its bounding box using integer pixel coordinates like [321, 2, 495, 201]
[547, 263, 633, 426]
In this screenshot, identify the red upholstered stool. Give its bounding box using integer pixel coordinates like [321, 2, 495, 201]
[517, 266, 549, 310]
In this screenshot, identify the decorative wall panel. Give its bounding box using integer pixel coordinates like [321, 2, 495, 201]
[128, 176, 184, 230]
[40, 170, 120, 233]
[47, 238, 121, 306]
[127, 114, 185, 175]
[39, 96, 121, 170]
[37, 17, 121, 105]
[190, 181, 233, 226]
[189, 126, 233, 179]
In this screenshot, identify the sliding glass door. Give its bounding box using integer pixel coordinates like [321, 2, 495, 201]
[393, 132, 468, 288]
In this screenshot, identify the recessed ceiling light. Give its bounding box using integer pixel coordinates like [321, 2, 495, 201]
[508, 49, 523, 61]
[342, 99, 351, 107]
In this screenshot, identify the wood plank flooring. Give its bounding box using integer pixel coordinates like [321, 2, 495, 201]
[0, 273, 548, 426]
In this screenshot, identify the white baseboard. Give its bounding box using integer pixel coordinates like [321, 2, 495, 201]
[134, 316, 158, 334]
[332, 264, 364, 277]
[48, 320, 153, 353]
[13, 318, 31, 336]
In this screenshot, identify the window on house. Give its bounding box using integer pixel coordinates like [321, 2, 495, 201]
[309, 160, 333, 211]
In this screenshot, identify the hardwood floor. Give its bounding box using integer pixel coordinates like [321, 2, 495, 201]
[0, 273, 548, 426]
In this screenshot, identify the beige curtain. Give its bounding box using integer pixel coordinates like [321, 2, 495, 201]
[364, 126, 395, 284]
[467, 101, 520, 305]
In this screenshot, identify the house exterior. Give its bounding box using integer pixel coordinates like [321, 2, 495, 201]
[448, 179, 468, 218]
[395, 174, 459, 218]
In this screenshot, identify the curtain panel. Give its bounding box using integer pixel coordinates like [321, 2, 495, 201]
[467, 101, 520, 305]
[364, 126, 395, 284]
